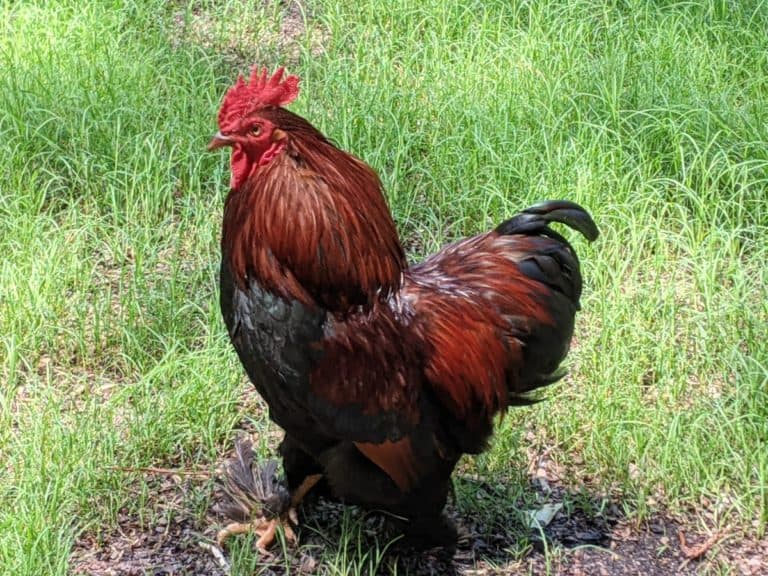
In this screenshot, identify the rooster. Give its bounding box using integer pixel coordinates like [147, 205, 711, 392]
[208, 66, 598, 550]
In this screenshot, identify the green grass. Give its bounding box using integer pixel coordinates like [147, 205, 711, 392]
[1, 0, 766, 573]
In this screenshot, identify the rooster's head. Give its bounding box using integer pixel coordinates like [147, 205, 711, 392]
[209, 66, 300, 190]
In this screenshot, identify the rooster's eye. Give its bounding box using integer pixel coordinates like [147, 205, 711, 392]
[250, 125, 262, 136]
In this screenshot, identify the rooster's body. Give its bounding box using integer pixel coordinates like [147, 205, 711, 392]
[211, 67, 598, 548]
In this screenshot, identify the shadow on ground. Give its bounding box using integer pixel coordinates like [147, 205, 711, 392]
[71, 472, 738, 575]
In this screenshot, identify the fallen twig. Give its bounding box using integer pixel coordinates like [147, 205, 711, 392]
[677, 526, 729, 571]
[106, 465, 212, 479]
[199, 541, 231, 574]
[678, 527, 726, 560]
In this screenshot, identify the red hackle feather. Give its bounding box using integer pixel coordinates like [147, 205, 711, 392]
[217, 66, 300, 132]
[221, 107, 406, 310]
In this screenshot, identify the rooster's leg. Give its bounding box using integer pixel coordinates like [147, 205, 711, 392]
[216, 473, 322, 552]
[290, 472, 323, 508]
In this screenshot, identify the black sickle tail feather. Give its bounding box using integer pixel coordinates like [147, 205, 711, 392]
[493, 202, 599, 404]
[495, 200, 599, 243]
[495, 200, 599, 305]
[506, 366, 569, 407]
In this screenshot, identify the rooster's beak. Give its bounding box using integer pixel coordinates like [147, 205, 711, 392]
[207, 132, 234, 151]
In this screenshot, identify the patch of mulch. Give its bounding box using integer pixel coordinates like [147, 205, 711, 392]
[73, 515, 226, 576]
[72, 474, 226, 576]
[70, 466, 767, 575]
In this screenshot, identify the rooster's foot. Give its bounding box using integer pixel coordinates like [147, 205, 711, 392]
[216, 513, 297, 552]
[217, 473, 322, 551]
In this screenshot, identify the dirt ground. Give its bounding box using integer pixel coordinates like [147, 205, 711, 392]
[70, 468, 767, 576]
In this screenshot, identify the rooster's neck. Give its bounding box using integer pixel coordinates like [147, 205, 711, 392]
[222, 141, 406, 313]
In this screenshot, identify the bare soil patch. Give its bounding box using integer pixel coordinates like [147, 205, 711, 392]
[70, 468, 766, 575]
[171, 0, 328, 68]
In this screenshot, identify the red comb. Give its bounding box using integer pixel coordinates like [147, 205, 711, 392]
[217, 66, 300, 130]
